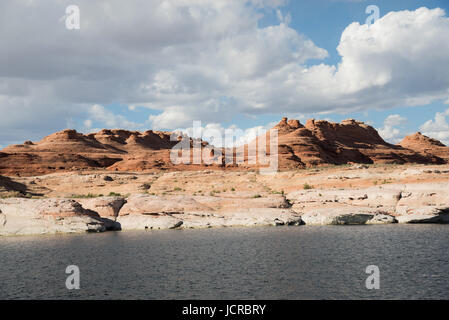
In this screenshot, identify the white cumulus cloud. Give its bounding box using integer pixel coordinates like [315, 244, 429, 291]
[420, 108, 449, 145]
[2, 3, 449, 146]
[174, 121, 277, 148]
[378, 114, 407, 144]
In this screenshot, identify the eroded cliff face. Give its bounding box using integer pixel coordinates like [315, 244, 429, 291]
[0, 129, 181, 176]
[1, 118, 448, 176]
[267, 117, 447, 168]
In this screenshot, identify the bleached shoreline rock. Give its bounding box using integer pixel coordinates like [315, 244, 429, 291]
[1, 181, 449, 236]
[77, 196, 126, 218]
[395, 206, 449, 223]
[287, 182, 449, 225]
[299, 207, 396, 225]
[117, 194, 300, 230]
[0, 198, 106, 236]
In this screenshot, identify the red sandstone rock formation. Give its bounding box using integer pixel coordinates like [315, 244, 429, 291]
[399, 132, 449, 162]
[0, 118, 447, 176]
[249, 118, 446, 169]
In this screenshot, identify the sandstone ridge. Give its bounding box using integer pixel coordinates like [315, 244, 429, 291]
[1, 118, 449, 176]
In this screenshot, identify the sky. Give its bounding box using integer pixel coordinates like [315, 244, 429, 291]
[1, 0, 449, 148]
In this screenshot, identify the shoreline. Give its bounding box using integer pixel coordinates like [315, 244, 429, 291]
[2, 164, 449, 237]
[1, 222, 448, 239]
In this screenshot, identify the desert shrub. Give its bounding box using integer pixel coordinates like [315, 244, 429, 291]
[71, 193, 100, 199]
[303, 183, 314, 190]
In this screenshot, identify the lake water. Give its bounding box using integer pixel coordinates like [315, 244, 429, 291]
[0, 225, 448, 299]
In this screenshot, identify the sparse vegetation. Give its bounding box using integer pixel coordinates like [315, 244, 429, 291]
[303, 183, 314, 190]
[70, 193, 100, 199]
[173, 187, 182, 191]
[231, 187, 235, 191]
[252, 194, 262, 198]
[0, 191, 24, 199]
[108, 192, 122, 197]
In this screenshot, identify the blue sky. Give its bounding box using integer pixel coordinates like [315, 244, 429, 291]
[93, 0, 449, 143]
[278, 0, 449, 137]
[2, 0, 449, 147]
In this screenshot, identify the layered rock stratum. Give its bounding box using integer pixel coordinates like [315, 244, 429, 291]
[1, 118, 449, 235]
[1, 164, 449, 235]
[270, 117, 448, 168]
[1, 118, 448, 176]
[399, 132, 449, 162]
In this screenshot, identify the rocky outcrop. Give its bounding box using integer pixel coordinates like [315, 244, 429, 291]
[1, 117, 447, 177]
[0, 198, 107, 235]
[272, 118, 445, 168]
[399, 132, 449, 162]
[77, 196, 126, 218]
[76, 196, 126, 230]
[299, 207, 396, 225]
[287, 182, 449, 224]
[1, 178, 448, 235]
[0, 129, 181, 176]
[117, 208, 302, 231]
[0, 175, 28, 196]
[120, 194, 212, 215]
[395, 206, 449, 223]
[117, 194, 300, 230]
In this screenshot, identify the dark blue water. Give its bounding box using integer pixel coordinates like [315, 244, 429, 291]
[0, 225, 448, 299]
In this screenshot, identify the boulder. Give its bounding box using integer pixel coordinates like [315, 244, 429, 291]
[77, 196, 126, 218]
[299, 206, 396, 225]
[287, 187, 401, 210]
[117, 214, 184, 231]
[395, 206, 449, 224]
[119, 194, 211, 215]
[0, 198, 106, 236]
